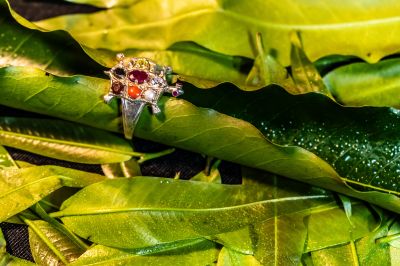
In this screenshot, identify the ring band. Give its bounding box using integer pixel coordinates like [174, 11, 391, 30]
[104, 54, 183, 139]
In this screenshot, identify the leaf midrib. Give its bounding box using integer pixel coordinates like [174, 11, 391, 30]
[0, 175, 61, 202]
[0, 129, 139, 157]
[76, 7, 400, 38]
[51, 195, 329, 217]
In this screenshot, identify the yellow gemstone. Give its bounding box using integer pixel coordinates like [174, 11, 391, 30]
[135, 58, 149, 69]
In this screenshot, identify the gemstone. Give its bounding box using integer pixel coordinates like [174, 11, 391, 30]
[143, 89, 156, 101]
[111, 81, 124, 94]
[172, 89, 179, 97]
[135, 58, 149, 69]
[128, 85, 141, 99]
[128, 70, 148, 84]
[113, 67, 125, 78]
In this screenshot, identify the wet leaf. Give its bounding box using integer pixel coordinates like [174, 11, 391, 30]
[0, 116, 135, 164]
[323, 58, 400, 108]
[33, 0, 400, 66]
[0, 165, 105, 222]
[70, 239, 219, 266]
[2, 67, 400, 213]
[52, 177, 332, 249]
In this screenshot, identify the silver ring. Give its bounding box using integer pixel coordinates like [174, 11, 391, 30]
[104, 54, 184, 139]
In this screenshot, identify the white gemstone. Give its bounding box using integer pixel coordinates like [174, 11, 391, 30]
[144, 89, 156, 101]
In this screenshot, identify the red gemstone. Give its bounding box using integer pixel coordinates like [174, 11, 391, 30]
[128, 85, 141, 99]
[111, 81, 124, 94]
[128, 70, 148, 84]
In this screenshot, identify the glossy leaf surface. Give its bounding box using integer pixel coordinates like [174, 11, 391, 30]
[0, 117, 135, 164]
[70, 240, 219, 266]
[0, 0, 103, 76]
[53, 177, 332, 249]
[324, 58, 400, 108]
[1, 67, 400, 213]
[28, 220, 84, 265]
[34, 0, 400, 66]
[0, 165, 105, 222]
[217, 247, 261, 266]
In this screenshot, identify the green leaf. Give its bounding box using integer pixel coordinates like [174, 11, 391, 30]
[290, 32, 332, 98]
[240, 168, 322, 264]
[310, 218, 395, 266]
[0, 165, 105, 222]
[0, 66, 119, 132]
[33, 0, 400, 66]
[0, 116, 137, 164]
[2, 67, 400, 213]
[0, 145, 17, 169]
[27, 220, 84, 265]
[217, 247, 261, 266]
[101, 158, 142, 178]
[179, 84, 400, 211]
[0, 0, 103, 76]
[51, 177, 332, 249]
[244, 32, 295, 91]
[306, 203, 380, 252]
[191, 159, 222, 183]
[70, 240, 220, 266]
[323, 58, 400, 108]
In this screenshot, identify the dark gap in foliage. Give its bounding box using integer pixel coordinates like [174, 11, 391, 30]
[219, 161, 242, 184]
[0, 223, 34, 262]
[8, 0, 103, 21]
[5, 146, 104, 174]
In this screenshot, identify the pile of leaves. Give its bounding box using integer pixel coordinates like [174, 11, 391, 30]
[1, 0, 400, 265]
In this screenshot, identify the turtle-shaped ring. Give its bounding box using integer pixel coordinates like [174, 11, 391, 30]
[104, 54, 183, 139]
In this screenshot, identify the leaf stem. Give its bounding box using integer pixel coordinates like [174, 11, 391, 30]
[32, 203, 89, 251]
[19, 215, 69, 265]
[341, 178, 400, 196]
[376, 232, 400, 244]
[137, 148, 175, 164]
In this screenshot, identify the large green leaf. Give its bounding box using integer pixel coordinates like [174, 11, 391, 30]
[2, 66, 400, 213]
[310, 218, 398, 265]
[0, 117, 136, 164]
[323, 58, 400, 108]
[0, 0, 103, 76]
[0, 165, 105, 222]
[33, 0, 400, 66]
[217, 247, 261, 266]
[51, 177, 332, 249]
[306, 202, 380, 252]
[179, 84, 400, 208]
[27, 220, 84, 265]
[0, 66, 119, 131]
[70, 240, 220, 266]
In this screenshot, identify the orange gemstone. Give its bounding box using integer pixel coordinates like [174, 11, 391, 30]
[128, 85, 141, 99]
